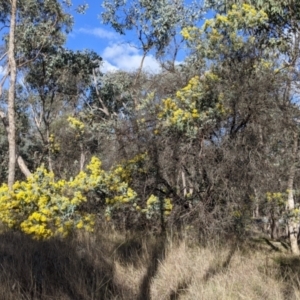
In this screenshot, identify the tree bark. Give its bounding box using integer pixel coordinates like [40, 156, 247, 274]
[80, 143, 85, 171]
[46, 130, 53, 172]
[17, 156, 31, 178]
[0, 111, 32, 179]
[287, 132, 299, 255]
[7, 0, 17, 189]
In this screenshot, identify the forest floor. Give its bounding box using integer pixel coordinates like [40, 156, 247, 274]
[0, 227, 299, 299]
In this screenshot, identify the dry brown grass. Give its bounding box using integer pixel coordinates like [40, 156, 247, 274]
[0, 228, 298, 299]
[151, 241, 284, 300]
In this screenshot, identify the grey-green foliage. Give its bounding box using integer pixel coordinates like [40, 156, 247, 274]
[0, 0, 91, 67]
[15, 0, 73, 61]
[87, 70, 135, 119]
[26, 48, 101, 96]
[101, 0, 204, 56]
[24, 47, 101, 144]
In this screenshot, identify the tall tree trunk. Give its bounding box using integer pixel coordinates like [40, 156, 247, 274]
[7, 0, 17, 189]
[287, 132, 299, 255]
[0, 110, 31, 178]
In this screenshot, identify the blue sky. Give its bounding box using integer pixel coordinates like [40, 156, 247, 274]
[66, 1, 163, 73]
[66, 1, 211, 73]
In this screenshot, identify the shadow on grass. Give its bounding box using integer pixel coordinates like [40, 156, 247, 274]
[169, 279, 191, 300]
[114, 235, 143, 268]
[275, 255, 300, 284]
[137, 233, 167, 300]
[263, 238, 282, 252]
[273, 255, 300, 300]
[202, 241, 238, 282]
[0, 231, 133, 300]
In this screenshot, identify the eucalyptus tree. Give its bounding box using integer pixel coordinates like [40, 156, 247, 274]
[7, 0, 17, 189]
[0, 0, 75, 187]
[101, 0, 204, 85]
[24, 47, 101, 173]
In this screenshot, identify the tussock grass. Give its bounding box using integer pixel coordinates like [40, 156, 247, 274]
[0, 228, 298, 299]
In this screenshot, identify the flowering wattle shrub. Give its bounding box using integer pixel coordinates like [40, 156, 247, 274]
[157, 74, 226, 136]
[157, 4, 278, 137]
[143, 195, 173, 219]
[0, 151, 174, 238]
[0, 156, 141, 239]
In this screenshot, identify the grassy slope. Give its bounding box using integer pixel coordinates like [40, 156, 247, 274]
[0, 228, 299, 299]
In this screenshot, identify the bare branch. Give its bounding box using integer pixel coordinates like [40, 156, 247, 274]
[92, 68, 110, 117]
[0, 51, 8, 62]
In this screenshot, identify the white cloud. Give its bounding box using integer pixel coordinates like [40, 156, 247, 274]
[102, 43, 161, 73]
[75, 27, 162, 73]
[102, 43, 138, 59]
[78, 27, 119, 40]
[101, 60, 118, 73]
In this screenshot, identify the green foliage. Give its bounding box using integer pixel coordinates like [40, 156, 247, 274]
[26, 48, 101, 96]
[101, 0, 203, 56]
[86, 70, 135, 119]
[10, 0, 72, 60]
